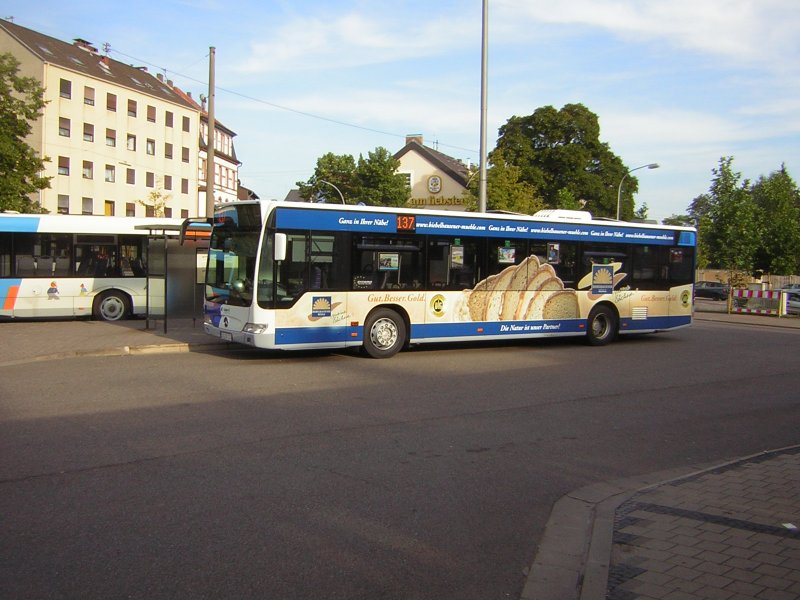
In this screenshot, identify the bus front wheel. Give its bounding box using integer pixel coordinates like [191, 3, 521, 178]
[586, 305, 617, 346]
[93, 291, 131, 321]
[363, 308, 406, 358]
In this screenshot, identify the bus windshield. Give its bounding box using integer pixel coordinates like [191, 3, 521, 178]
[205, 205, 261, 307]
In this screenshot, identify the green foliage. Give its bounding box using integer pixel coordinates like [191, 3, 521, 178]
[751, 165, 800, 275]
[633, 203, 649, 221]
[555, 188, 581, 210]
[698, 157, 760, 272]
[661, 214, 695, 227]
[462, 151, 544, 214]
[354, 147, 409, 207]
[297, 148, 409, 207]
[0, 53, 50, 212]
[493, 103, 630, 218]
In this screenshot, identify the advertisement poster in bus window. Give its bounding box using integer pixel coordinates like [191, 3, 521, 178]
[451, 245, 464, 268]
[498, 247, 516, 264]
[591, 264, 614, 295]
[548, 243, 560, 264]
[379, 253, 399, 271]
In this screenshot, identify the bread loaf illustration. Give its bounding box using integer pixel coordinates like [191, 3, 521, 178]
[458, 256, 579, 322]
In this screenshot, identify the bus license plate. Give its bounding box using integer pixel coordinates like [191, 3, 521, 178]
[221, 332, 232, 341]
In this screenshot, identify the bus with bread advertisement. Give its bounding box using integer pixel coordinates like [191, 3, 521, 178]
[0, 213, 190, 321]
[203, 200, 697, 358]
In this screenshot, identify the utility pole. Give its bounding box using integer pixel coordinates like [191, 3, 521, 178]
[204, 47, 216, 218]
[478, 0, 488, 213]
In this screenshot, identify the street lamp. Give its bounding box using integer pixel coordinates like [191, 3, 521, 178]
[317, 179, 345, 204]
[616, 163, 659, 220]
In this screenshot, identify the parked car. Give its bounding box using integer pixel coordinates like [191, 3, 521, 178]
[694, 281, 730, 301]
[782, 290, 800, 315]
[781, 283, 800, 291]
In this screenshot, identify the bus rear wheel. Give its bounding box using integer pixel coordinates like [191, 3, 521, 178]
[93, 291, 131, 321]
[363, 308, 406, 358]
[586, 305, 617, 346]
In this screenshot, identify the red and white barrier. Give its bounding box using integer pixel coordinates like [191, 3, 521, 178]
[730, 289, 787, 316]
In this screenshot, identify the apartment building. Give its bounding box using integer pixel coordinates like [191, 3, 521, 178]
[171, 86, 241, 206]
[0, 19, 202, 217]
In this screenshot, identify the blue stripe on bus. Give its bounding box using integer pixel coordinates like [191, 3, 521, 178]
[274, 207, 681, 246]
[0, 216, 41, 232]
[272, 314, 691, 347]
[620, 315, 692, 331]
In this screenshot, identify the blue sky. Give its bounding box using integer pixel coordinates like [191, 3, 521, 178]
[5, 0, 800, 220]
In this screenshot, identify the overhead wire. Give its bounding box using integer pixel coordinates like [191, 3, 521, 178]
[107, 47, 479, 156]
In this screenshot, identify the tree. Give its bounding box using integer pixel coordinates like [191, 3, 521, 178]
[700, 157, 760, 274]
[462, 151, 544, 214]
[751, 165, 800, 275]
[0, 53, 50, 212]
[492, 103, 631, 218]
[662, 214, 694, 227]
[633, 203, 649, 221]
[297, 152, 358, 203]
[354, 147, 409, 207]
[297, 147, 409, 206]
[137, 179, 171, 217]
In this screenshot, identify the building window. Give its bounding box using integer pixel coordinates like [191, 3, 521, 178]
[84, 86, 95, 105]
[59, 78, 71, 99]
[107, 93, 116, 112]
[82, 161, 93, 180]
[127, 134, 136, 151]
[181, 146, 189, 163]
[145, 205, 155, 217]
[164, 207, 172, 218]
[58, 117, 70, 137]
[146, 138, 155, 155]
[58, 156, 69, 175]
[126, 202, 136, 217]
[146, 172, 155, 188]
[181, 178, 189, 194]
[83, 123, 94, 142]
[105, 164, 115, 183]
[127, 99, 137, 117]
[82, 197, 93, 215]
[181, 209, 189, 219]
[164, 175, 172, 190]
[165, 111, 173, 127]
[147, 105, 156, 122]
[106, 128, 116, 147]
[103, 200, 115, 216]
[165, 143, 173, 159]
[126, 168, 135, 185]
[182, 116, 190, 132]
[58, 194, 70, 214]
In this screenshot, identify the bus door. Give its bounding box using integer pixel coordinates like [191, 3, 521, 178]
[275, 232, 349, 347]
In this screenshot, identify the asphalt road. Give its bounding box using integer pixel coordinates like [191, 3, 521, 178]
[1, 321, 799, 599]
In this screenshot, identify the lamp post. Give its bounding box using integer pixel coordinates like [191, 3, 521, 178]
[616, 163, 659, 220]
[317, 179, 345, 204]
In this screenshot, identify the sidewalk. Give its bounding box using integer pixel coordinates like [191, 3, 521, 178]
[0, 316, 228, 367]
[524, 447, 800, 600]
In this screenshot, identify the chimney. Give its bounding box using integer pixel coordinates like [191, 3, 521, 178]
[157, 73, 164, 82]
[406, 134, 424, 146]
[167, 79, 173, 87]
[73, 38, 98, 54]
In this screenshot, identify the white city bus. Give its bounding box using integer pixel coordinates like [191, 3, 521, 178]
[0, 213, 186, 320]
[203, 201, 697, 357]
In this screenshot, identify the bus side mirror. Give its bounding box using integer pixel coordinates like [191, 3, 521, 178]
[274, 233, 287, 262]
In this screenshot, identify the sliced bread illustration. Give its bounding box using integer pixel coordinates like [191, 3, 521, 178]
[542, 291, 580, 320]
[484, 264, 518, 320]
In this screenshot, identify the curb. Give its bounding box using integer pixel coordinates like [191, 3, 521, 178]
[0, 341, 228, 367]
[521, 445, 800, 600]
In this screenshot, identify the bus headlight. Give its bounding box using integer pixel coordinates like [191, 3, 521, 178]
[243, 322, 267, 334]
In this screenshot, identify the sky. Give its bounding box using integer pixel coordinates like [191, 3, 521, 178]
[5, 0, 800, 221]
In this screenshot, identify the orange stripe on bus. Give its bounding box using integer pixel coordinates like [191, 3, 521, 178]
[3, 285, 19, 310]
